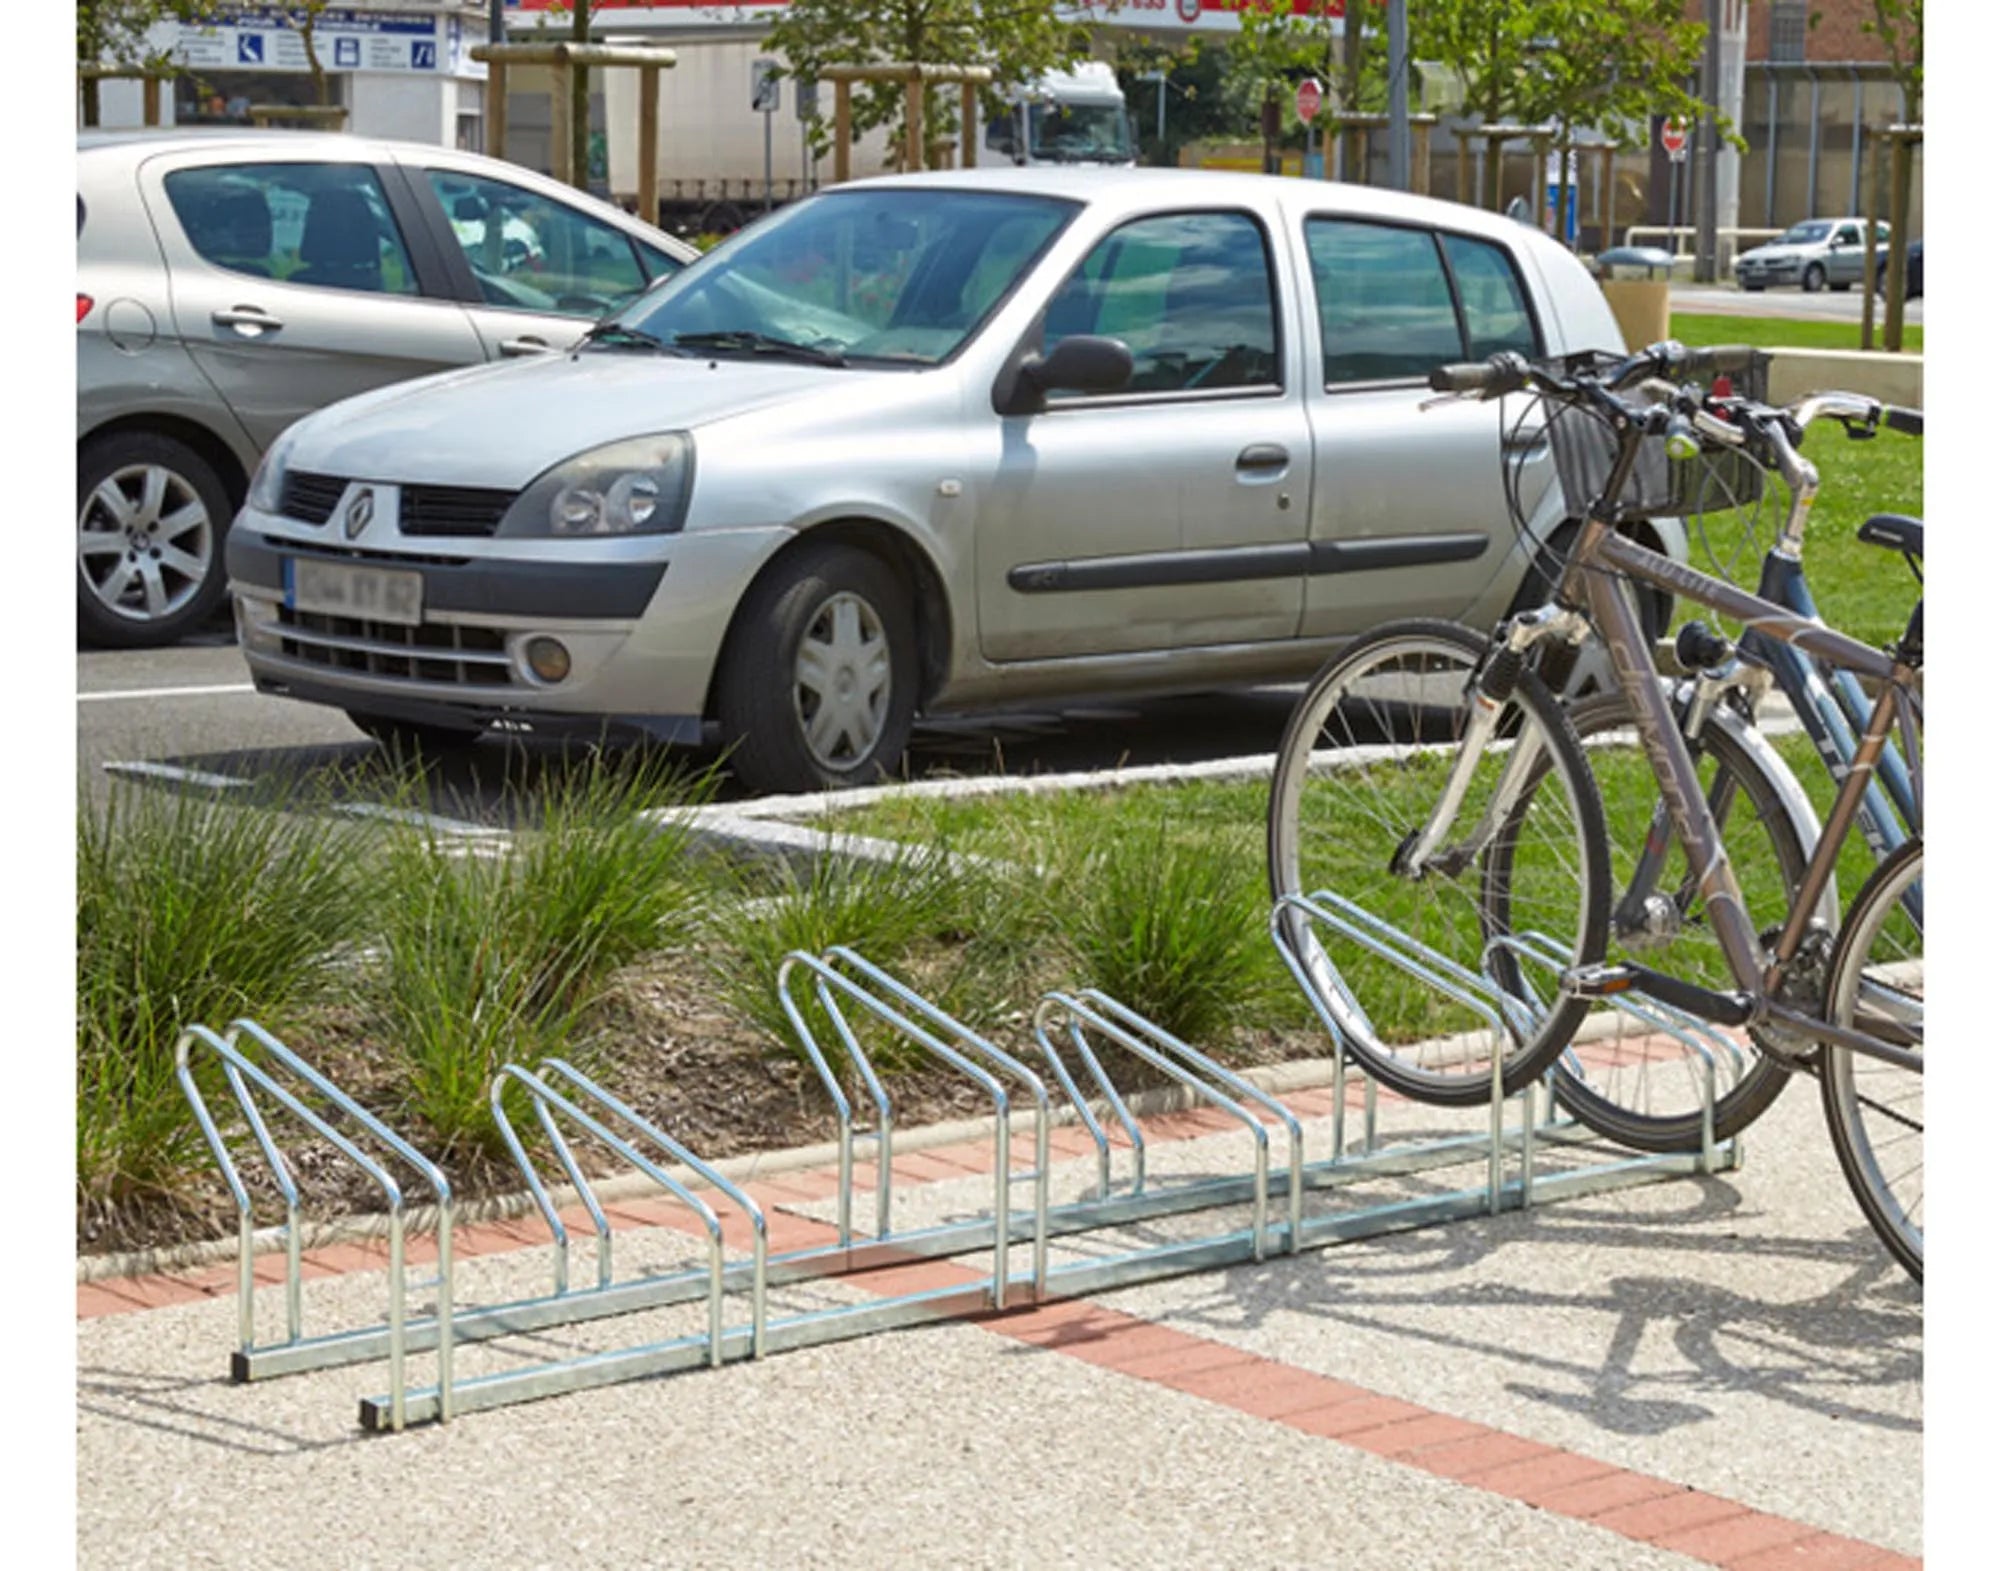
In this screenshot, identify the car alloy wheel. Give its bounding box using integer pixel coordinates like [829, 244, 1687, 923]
[793, 589, 892, 770]
[77, 461, 215, 626]
[1802, 262, 1826, 293]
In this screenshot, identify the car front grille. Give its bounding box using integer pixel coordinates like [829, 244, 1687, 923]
[400, 485, 516, 537]
[276, 607, 517, 688]
[276, 474, 517, 537]
[279, 471, 347, 525]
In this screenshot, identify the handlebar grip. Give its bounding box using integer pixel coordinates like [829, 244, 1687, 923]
[1687, 344, 1757, 377]
[1884, 405, 1924, 437]
[1427, 351, 1530, 398]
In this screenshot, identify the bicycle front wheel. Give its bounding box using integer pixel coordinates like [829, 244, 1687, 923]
[1550, 691, 1815, 1151]
[1268, 618, 1609, 1105]
[1820, 838, 1923, 1280]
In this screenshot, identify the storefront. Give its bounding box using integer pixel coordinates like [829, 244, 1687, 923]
[93, 4, 491, 150]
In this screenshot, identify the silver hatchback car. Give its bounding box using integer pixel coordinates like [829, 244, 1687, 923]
[77, 129, 696, 647]
[230, 167, 1683, 795]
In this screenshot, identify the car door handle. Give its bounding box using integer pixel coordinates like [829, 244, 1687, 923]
[499, 335, 554, 357]
[211, 306, 283, 336]
[1235, 444, 1291, 474]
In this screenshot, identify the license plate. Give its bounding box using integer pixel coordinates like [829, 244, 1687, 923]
[286, 557, 424, 626]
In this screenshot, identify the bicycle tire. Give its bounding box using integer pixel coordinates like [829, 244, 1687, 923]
[1819, 838, 1923, 1280]
[1546, 691, 1812, 1151]
[1268, 618, 1609, 1105]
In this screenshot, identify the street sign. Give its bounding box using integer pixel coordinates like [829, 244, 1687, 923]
[1661, 117, 1689, 162]
[1295, 77, 1324, 126]
[752, 57, 781, 114]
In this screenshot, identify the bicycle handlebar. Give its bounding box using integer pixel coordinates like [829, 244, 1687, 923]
[1884, 405, 1924, 437]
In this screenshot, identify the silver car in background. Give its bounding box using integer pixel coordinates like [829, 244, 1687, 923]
[230, 167, 1682, 795]
[1734, 216, 1893, 293]
[76, 129, 696, 646]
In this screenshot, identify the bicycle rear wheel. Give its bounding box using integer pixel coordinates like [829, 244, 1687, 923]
[1820, 839, 1923, 1279]
[1549, 691, 1813, 1150]
[1268, 618, 1608, 1105]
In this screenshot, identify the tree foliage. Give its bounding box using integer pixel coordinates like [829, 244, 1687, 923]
[1415, 0, 1706, 143]
[1861, 0, 1922, 121]
[763, 0, 1093, 165]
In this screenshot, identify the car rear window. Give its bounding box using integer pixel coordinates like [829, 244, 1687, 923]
[163, 163, 418, 295]
[1306, 220, 1537, 385]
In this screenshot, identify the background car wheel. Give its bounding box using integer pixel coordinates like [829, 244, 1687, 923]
[714, 541, 917, 796]
[77, 430, 231, 648]
[1830, 280, 1851, 293]
[346, 710, 485, 761]
[1741, 282, 1765, 293]
[1801, 262, 1826, 293]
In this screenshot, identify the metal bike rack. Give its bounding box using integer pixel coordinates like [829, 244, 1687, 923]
[176, 927, 1728, 1432]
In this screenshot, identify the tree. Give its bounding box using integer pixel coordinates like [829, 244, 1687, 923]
[1417, 0, 1705, 138]
[76, 1, 192, 126]
[1861, 0, 1922, 121]
[762, 0, 1093, 169]
[1111, 36, 1238, 168]
[1222, 0, 1332, 173]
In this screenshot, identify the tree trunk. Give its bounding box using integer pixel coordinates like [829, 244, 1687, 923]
[81, 75, 102, 128]
[570, 5, 591, 190]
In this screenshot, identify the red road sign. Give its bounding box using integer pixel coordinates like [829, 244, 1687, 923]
[1296, 78, 1324, 125]
[1661, 118, 1689, 159]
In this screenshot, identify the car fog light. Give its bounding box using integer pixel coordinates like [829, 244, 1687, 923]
[526, 637, 572, 683]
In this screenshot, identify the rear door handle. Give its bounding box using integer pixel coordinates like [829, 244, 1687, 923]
[1235, 443, 1291, 474]
[211, 306, 283, 336]
[499, 335, 554, 357]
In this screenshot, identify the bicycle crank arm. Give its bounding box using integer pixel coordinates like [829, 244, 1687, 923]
[1561, 963, 1754, 1027]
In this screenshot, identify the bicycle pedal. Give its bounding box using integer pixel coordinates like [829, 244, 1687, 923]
[1561, 962, 1753, 1027]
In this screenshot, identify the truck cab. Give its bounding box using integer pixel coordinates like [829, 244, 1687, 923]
[979, 62, 1136, 169]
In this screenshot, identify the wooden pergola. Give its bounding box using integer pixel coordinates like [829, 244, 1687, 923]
[78, 62, 176, 128]
[1316, 113, 1438, 196]
[471, 40, 679, 226]
[816, 62, 996, 183]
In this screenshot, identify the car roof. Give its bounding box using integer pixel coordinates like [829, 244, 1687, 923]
[837, 165, 1535, 244]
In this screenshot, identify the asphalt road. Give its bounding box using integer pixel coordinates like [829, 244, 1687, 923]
[1669, 283, 1924, 325]
[77, 631, 1310, 821]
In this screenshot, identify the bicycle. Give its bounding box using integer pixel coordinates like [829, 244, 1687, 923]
[1267, 342, 1922, 1278]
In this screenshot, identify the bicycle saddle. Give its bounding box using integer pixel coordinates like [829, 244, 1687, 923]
[1858, 513, 1923, 559]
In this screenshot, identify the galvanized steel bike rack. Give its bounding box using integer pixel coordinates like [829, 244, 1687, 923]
[177, 924, 1728, 1432]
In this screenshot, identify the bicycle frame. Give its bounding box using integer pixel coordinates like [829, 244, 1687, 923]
[1569, 517, 1922, 1071]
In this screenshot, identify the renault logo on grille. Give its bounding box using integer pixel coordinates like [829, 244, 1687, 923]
[344, 488, 375, 540]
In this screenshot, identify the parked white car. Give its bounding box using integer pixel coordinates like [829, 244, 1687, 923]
[229, 167, 1677, 794]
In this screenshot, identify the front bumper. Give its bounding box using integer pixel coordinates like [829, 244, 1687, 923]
[227, 510, 791, 734]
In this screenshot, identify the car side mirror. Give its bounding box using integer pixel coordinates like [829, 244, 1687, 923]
[993, 333, 1133, 416]
[1029, 334, 1134, 394]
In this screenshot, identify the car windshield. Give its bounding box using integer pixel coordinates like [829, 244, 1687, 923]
[1028, 101, 1134, 163]
[1779, 221, 1833, 244]
[616, 189, 1076, 367]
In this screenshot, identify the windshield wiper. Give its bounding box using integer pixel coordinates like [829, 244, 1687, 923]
[672, 330, 848, 367]
[579, 321, 674, 353]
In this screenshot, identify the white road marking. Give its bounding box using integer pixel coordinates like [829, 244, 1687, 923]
[78, 682, 257, 703]
[101, 761, 253, 791]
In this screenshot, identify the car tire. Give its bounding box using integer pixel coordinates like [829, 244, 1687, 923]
[1802, 262, 1827, 293]
[1741, 283, 1764, 293]
[77, 430, 232, 648]
[714, 541, 918, 797]
[346, 710, 485, 761]
[1830, 280, 1851, 293]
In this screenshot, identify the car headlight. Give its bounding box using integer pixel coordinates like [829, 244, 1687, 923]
[498, 433, 695, 538]
[246, 427, 300, 513]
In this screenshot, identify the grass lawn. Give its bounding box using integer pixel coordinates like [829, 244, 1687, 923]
[1672, 311, 1923, 355]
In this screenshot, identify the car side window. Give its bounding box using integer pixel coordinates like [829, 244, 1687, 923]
[424, 169, 649, 317]
[163, 163, 419, 295]
[638, 240, 685, 283]
[1439, 233, 1538, 360]
[1834, 224, 1861, 246]
[1306, 219, 1461, 385]
[1041, 211, 1280, 397]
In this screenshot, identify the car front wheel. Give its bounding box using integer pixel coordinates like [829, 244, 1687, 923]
[77, 430, 231, 647]
[714, 541, 917, 796]
[1802, 262, 1827, 292]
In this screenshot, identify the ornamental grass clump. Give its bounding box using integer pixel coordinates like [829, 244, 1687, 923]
[373, 752, 718, 1157]
[76, 781, 372, 1208]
